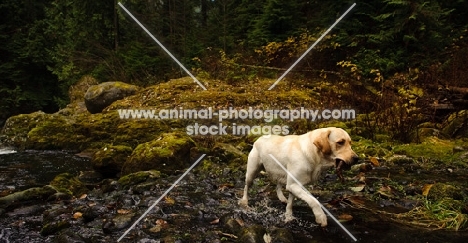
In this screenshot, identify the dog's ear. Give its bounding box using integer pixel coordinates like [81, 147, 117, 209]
[313, 129, 332, 155]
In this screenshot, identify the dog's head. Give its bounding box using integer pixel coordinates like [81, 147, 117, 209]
[313, 127, 359, 169]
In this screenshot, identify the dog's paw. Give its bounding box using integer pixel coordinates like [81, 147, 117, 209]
[284, 213, 296, 223]
[278, 197, 288, 204]
[238, 199, 249, 208]
[315, 213, 328, 227]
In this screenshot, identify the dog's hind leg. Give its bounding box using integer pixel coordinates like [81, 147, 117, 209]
[239, 147, 262, 207]
[276, 184, 288, 203]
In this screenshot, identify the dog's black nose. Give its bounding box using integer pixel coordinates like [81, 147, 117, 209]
[352, 155, 359, 164]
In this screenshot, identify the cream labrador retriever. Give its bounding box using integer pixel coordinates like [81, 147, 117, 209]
[239, 127, 358, 227]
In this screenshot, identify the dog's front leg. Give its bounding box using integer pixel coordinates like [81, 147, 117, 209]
[238, 184, 249, 207]
[286, 183, 327, 227]
[284, 192, 295, 222]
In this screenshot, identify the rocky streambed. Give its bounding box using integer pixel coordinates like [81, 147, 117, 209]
[1, 150, 468, 243]
[1, 77, 468, 242]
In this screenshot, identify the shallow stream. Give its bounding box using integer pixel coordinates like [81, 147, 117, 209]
[0, 149, 467, 242]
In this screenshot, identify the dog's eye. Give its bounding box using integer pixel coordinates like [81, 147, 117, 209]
[337, 140, 345, 146]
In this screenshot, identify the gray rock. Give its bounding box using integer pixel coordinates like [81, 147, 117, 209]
[84, 81, 140, 114]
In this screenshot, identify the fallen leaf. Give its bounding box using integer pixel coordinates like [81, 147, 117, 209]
[217, 231, 238, 239]
[218, 183, 234, 191]
[346, 196, 365, 205]
[378, 186, 396, 199]
[369, 157, 380, 166]
[73, 212, 82, 219]
[350, 184, 365, 192]
[165, 196, 175, 205]
[210, 218, 219, 224]
[79, 194, 87, 199]
[422, 184, 434, 196]
[357, 173, 366, 182]
[338, 214, 353, 222]
[117, 209, 131, 214]
[235, 218, 245, 227]
[156, 219, 168, 226]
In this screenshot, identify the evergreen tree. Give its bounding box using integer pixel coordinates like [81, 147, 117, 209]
[248, 0, 304, 46]
[0, 0, 61, 123]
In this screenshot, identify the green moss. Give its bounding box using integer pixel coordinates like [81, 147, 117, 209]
[238, 225, 266, 243]
[49, 173, 88, 197]
[107, 77, 319, 110]
[427, 183, 464, 201]
[41, 220, 71, 236]
[92, 144, 133, 176]
[212, 142, 247, 165]
[117, 170, 161, 188]
[114, 120, 168, 147]
[85, 81, 140, 100]
[393, 137, 458, 163]
[1, 111, 48, 148]
[121, 132, 196, 175]
[27, 115, 90, 150]
[0, 186, 57, 209]
[353, 138, 392, 158]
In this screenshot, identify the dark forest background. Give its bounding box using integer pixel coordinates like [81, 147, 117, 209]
[1, 0, 468, 136]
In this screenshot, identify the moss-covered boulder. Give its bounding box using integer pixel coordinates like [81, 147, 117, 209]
[121, 132, 196, 175]
[1, 111, 49, 148]
[212, 142, 247, 164]
[40, 220, 71, 236]
[0, 185, 57, 210]
[427, 183, 464, 201]
[26, 114, 90, 150]
[0, 108, 168, 151]
[84, 81, 140, 114]
[238, 225, 267, 243]
[117, 170, 161, 189]
[92, 145, 133, 177]
[49, 173, 89, 197]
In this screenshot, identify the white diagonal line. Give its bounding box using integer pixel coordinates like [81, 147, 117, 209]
[117, 154, 206, 242]
[118, 2, 207, 91]
[268, 3, 356, 90]
[268, 154, 357, 242]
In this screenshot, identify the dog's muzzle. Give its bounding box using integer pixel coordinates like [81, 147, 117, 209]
[335, 155, 359, 183]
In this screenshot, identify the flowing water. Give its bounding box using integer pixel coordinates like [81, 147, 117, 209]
[0, 149, 92, 194]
